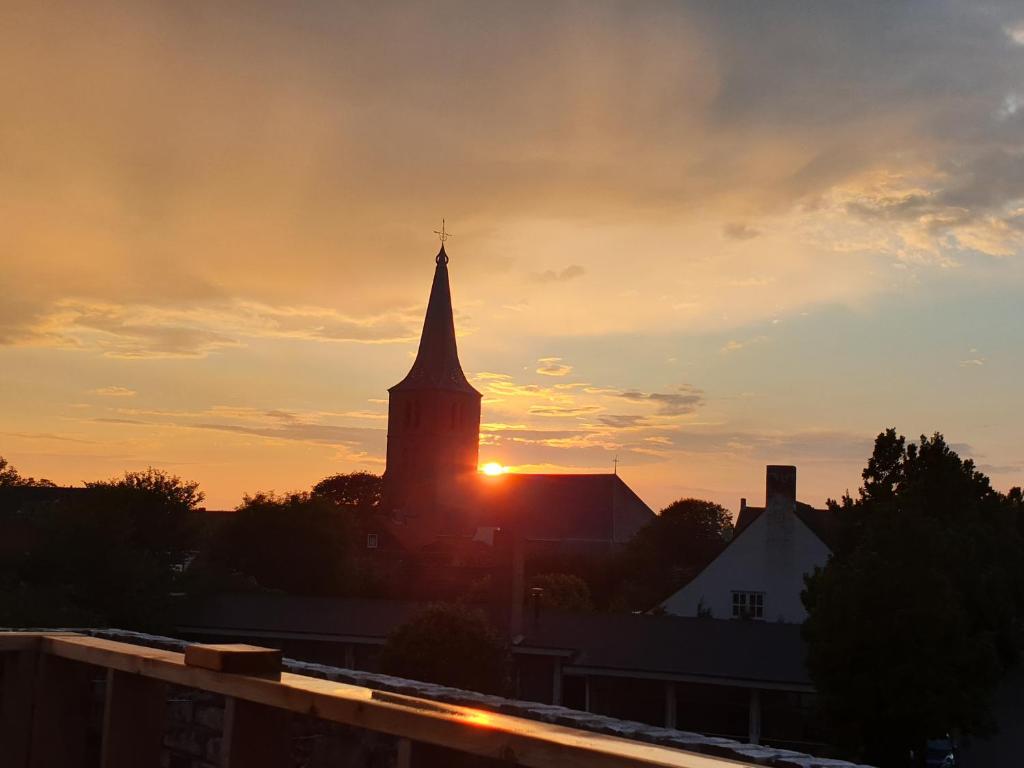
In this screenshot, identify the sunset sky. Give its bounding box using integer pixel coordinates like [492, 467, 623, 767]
[2, 1, 1023, 512]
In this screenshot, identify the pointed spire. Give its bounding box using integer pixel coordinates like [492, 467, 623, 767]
[390, 245, 479, 395]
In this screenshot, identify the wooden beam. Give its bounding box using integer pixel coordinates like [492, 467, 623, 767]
[101, 670, 167, 768]
[185, 643, 282, 679]
[221, 697, 289, 768]
[664, 682, 677, 730]
[0, 632, 79, 653]
[0, 650, 39, 767]
[41, 634, 749, 768]
[28, 654, 94, 768]
[747, 690, 761, 746]
[396, 737, 412, 768]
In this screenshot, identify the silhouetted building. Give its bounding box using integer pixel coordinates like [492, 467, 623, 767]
[381, 243, 653, 552]
[175, 592, 825, 750]
[476, 472, 653, 554]
[660, 466, 834, 623]
[382, 243, 482, 547]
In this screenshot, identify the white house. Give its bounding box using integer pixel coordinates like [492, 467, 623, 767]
[660, 466, 835, 623]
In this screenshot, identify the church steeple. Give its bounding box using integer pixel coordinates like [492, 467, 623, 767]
[390, 244, 479, 396]
[382, 240, 483, 544]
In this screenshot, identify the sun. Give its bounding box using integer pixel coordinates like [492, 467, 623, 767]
[481, 462, 507, 476]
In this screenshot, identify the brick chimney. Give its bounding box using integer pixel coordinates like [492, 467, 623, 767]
[764, 465, 797, 553]
[765, 465, 797, 510]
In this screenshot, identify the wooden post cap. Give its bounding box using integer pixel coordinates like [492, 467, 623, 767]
[184, 644, 282, 679]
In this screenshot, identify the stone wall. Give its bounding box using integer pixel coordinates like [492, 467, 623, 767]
[159, 685, 400, 768]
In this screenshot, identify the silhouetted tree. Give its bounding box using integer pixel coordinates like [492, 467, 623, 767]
[204, 492, 359, 596]
[311, 471, 382, 514]
[85, 467, 203, 558]
[612, 498, 733, 611]
[529, 573, 594, 613]
[0, 467, 202, 630]
[803, 430, 1024, 766]
[378, 603, 510, 695]
[0, 455, 54, 487]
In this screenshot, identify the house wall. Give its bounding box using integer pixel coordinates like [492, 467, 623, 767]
[660, 506, 831, 623]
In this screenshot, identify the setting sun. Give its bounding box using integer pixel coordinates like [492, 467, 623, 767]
[481, 462, 506, 476]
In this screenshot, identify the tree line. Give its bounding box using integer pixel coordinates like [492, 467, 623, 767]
[2, 430, 1023, 765]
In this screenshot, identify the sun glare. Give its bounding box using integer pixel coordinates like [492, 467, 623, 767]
[481, 462, 506, 476]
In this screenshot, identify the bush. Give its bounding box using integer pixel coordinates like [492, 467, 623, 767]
[378, 603, 510, 694]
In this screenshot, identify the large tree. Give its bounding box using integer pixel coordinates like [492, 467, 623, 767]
[613, 498, 733, 611]
[802, 430, 1024, 765]
[203, 492, 360, 596]
[311, 471, 382, 514]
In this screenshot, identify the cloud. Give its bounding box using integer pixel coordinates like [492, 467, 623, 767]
[80, 403, 387, 463]
[618, 385, 705, 416]
[93, 386, 137, 397]
[536, 357, 573, 376]
[0, 430, 96, 444]
[723, 223, 761, 241]
[842, 150, 1024, 259]
[1006, 21, 1024, 45]
[528, 405, 603, 416]
[597, 414, 651, 429]
[720, 336, 767, 354]
[532, 265, 585, 283]
[7, 300, 423, 359]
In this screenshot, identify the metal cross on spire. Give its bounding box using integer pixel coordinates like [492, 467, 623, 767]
[434, 219, 452, 244]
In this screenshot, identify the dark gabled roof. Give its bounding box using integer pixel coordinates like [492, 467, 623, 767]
[522, 612, 811, 688]
[734, 501, 838, 549]
[174, 593, 811, 689]
[174, 593, 426, 641]
[477, 473, 654, 542]
[390, 245, 479, 396]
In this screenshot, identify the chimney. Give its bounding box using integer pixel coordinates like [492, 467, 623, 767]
[739, 497, 747, 513]
[765, 465, 797, 510]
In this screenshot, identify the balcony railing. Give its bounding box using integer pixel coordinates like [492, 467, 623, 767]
[0, 632, 753, 768]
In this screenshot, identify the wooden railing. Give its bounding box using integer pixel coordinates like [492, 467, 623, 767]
[0, 632, 753, 768]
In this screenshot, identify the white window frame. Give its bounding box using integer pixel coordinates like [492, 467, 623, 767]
[731, 590, 765, 620]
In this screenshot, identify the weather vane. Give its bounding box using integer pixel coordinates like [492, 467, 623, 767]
[434, 219, 452, 244]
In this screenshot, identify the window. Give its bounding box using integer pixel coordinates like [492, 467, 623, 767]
[366, 533, 379, 549]
[731, 591, 764, 620]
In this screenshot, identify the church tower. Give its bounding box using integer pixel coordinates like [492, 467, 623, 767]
[383, 242, 482, 541]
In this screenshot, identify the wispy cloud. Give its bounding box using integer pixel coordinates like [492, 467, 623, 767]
[92, 386, 137, 397]
[723, 222, 761, 241]
[721, 336, 767, 354]
[9, 300, 423, 359]
[618, 385, 705, 416]
[531, 265, 585, 283]
[536, 357, 573, 376]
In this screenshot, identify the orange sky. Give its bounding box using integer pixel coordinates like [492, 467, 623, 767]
[2, 1, 1023, 512]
